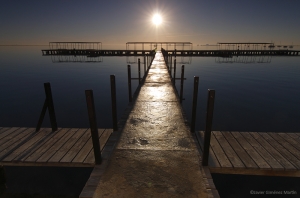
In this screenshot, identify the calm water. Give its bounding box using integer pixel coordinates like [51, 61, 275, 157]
[0, 46, 299, 132]
[1, 46, 300, 196]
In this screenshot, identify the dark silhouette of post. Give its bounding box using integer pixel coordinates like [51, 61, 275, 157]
[173, 59, 176, 85]
[138, 58, 141, 84]
[144, 56, 146, 75]
[190, 76, 199, 133]
[202, 89, 215, 166]
[110, 75, 118, 131]
[127, 65, 132, 102]
[36, 82, 58, 132]
[85, 90, 102, 164]
[180, 65, 185, 103]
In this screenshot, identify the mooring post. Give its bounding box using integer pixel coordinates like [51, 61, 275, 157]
[202, 89, 215, 166]
[127, 65, 132, 102]
[170, 56, 172, 76]
[36, 99, 48, 132]
[85, 90, 102, 164]
[110, 75, 118, 131]
[191, 76, 199, 133]
[138, 58, 141, 84]
[44, 83, 58, 132]
[144, 56, 146, 75]
[180, 65, 185, 103]
[173, 59, 176, 85]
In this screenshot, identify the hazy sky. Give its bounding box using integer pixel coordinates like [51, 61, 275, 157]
[1, 0, 299, 47]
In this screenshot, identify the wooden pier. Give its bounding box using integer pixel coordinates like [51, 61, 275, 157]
[0, 127, 112, 167]
[196, 131, 300, 177]
[42, 49, 156, 57]
[164, 49, 300, 57]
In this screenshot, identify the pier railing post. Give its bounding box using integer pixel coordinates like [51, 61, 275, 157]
[180, 65, 185, 103]
[170, 56, 172, 76]
[110, 75, 118, 131]
[173, 59, 176, 85]
[138, 58, 141, 84]
[36, 82, 58, 132]
[190, 76, 199, 133]
[202, 89, 215, 166]
[85, 90, 102, 165]
[144, 56, 146, 75]
[127, 65, 132, 102]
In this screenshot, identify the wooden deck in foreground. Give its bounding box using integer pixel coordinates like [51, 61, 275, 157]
[0, 127, 112, 167]
[196, 131, 300, 177]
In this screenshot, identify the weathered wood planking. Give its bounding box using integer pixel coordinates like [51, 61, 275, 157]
[198, 131, 300, 177]
[0, 127, 112, 167]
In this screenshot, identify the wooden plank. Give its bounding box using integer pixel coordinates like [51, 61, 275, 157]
[287, 133, 300, 143]
[2, 128, 52, 162]
[214, 132, 244, 168]
[197, 131, 220, 168]
[231, 132, 270, 169]
[36, 128, 78, 162]
[0, 128, 29, 152]
[0, 128, 36, 160]
[0, 127, 20, 140]
[84, 129, 112, 164]
[222, 132, 257, 168]
[48, 128, 86, 163]
[278, 133, 300, 153]
[241, 132, 283, 170]
[262, 132, 300, 169]
[21, 128, 67, 162]
[72, 136, 93, 163]
[209, 132, 232, 168]
[0, 128, 28, 147]
[16, 129, 62, 162]
[209, 167, 300, 177]
[60, 128, 90, 163]
[250, 132, 296, 170]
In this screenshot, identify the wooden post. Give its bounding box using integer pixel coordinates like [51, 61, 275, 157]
[144, 56, 146, 75]
[36, 99, 48, 132]
[36, 83, 58, 132]
[85, 90, 102, 164]
[170, 56, 172, 75]
[44, 83, 58, 132]
[127, 65, 132, 102]
[173, 59, 176, 85]
[190, 76, 199, 133]
[110, 75, 118, 131]
[138, 58, 141, 84]
[180, 65, 185, 103]
[202, 89, 215, 166]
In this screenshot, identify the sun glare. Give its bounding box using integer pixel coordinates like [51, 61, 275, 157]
[152, 14, 162, 26]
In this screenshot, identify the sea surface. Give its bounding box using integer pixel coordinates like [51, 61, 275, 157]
[0, 46, 299, 132]
[1, 46, 300, 197]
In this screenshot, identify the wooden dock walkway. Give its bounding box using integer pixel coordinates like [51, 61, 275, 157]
[80, 51, 218, 197]
[0, 127, 112, 167]
[197, 131, 300, 177]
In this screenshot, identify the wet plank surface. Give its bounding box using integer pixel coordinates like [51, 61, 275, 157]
[198, 131, 300, 177]
[0, 127, 112, 167]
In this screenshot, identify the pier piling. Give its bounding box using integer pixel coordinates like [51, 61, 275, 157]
[180, 65, 185, 103]
[127, 65, 132, 102]
[202, 89, 215, 166]
[191, 76, 199, 133]
[85, 90, 102, 164]
[36, 82, 58, 132]
[110, 75, 118, 131]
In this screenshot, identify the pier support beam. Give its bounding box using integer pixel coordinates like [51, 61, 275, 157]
[85, 90, 102, 165]
[110, 75, 118, 131]
[202, 89, 215, 166]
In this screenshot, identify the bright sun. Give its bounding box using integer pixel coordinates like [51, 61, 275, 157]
[152, 14, 162, 26]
